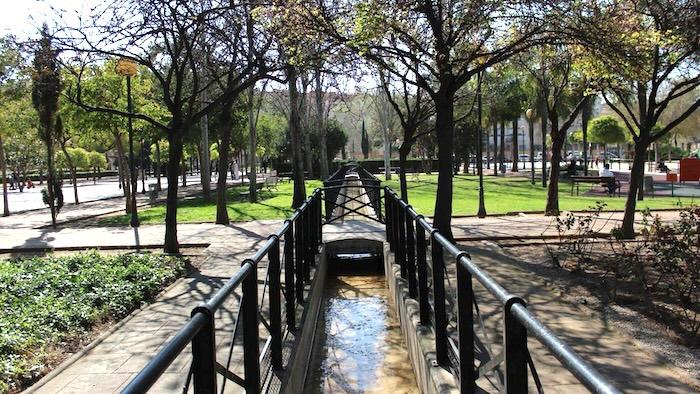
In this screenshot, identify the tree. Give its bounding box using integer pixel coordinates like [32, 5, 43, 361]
[0, 35, 22, 216]
[581, 1, 700, 238]
[88, 151, 107, 183]
[588, 115, 627, 162]
[32, 25, 61, 228]
[522, 46, 591, 215]
[360, 119, 369, 159]
[57, 1, 275, 252]
[307, 0, 546, 238]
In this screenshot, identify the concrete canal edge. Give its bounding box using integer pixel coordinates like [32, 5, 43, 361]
[384, 243, 459, 394]
[283, 245, 328, 394]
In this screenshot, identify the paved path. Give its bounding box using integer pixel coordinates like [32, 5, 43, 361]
[26, 220, 283, 394]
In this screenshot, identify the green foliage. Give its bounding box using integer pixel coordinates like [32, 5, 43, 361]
[360, 120, 369, 159]
[0, 251, 185, 392]
[588, 115, 627, 144]
[56, 147, 90, 172]
[255, 113, 286, 159]
[88, 151, 107, 170]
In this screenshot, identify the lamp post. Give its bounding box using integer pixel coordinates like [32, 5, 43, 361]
[477, 71, 486, 218]
[526, 108, 535, 185]
[116, 58, 139, 228]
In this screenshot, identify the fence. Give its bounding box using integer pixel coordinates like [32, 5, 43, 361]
[121, 190, 323, 394]
[384, 187, 621, 394]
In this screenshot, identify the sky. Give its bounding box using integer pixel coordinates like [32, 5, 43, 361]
[0, 0, 90, 40]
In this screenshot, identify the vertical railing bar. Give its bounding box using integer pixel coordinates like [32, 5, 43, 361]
[405, 206, 418, 298]
[397, 202, 407, 279]
[431, 234, 449, 366]
[415, 220, 430, 326]
[456, 253, 475, 393]
[294, 216, 304, 303]
[241, 260, 259, 393]
[283, 223, 295, 330]
[504, 297, 528, 393]
[191, 305, 216, 393]
[268, 237, 282, 370]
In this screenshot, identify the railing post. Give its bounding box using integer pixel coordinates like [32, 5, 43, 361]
[316, 193, 323, 247]
[283, 222, 295, 330]
[294, 216, 304, 302]
[241, 260, 260, 393]
[397, 203, 407, 279]
[405, 206, 417, 298]
[431, 235, 448, 366]
[456, 252, 475, 393]
[376, 185, 383, 222]
[415, 219, 430, 326]
[504, 298, 528, 393]
[303, 208, 312, 279]
[191, 305, 216, 393]
[385, 188, 393, 250]
[268, 237, 283, 370]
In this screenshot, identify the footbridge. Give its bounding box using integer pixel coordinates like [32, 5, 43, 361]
[121, 164, 620, 394]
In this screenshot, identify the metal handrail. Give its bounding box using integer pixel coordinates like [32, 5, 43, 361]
[122, 189, 323, 394]
[384, 187, 621, 394]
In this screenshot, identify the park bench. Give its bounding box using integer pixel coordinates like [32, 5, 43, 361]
[263, 175, 279, 191]
[571, 176, 621, 197]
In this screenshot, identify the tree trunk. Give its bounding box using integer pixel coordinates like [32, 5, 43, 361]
[289, 67, 306, 208]
[432, 87, 455, 240]
[492, 122, 498, 176]
[0, 132, 9, 216]
[114, 133, 131, 213]
[540, 101, 548, 187]
[46, 140, 57, 228]
[499, 120, 505, 173]
[164, 130, 184, 254]
[247, 87, 257, 202]
[529, 119, 535, 184]
[582, 104, 590, 175]
[216, 99, 234, 225]
[511, 118, 519, 172]
[621, 139, 649, 238]
[399, 147, 409, 203]
[545, 117, 564, 216]
[181, 155, 187, 187]
[60, 143, 79, 205]
[155, 141, 162, 191]
[485, 126, 490, 170]
[200, 104, 211, 202]
[315, 70, 329, 180]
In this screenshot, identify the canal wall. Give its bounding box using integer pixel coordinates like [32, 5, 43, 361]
[384, 243, 459, 394]
[283, 245, 328, 394]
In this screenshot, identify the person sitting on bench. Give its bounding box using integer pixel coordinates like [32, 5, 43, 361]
[599, 163, 617, 196]
[657, 161, 669, 173]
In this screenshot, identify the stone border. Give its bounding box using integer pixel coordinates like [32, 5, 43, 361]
[383, 243, 458, 394]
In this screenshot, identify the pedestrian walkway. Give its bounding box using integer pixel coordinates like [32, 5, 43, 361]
[25, 220, 279, 393]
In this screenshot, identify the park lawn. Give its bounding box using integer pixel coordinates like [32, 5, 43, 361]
[0, 251, 186, 393]
[382, 174, 697, 216]
[99, 180, 324, 225]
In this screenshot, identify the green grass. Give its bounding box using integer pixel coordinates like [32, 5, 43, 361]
[0, 251, 186, 393]
[382, 174, 696, 216]
[101, 174, 696, 225]
[99, 180, 323, 225]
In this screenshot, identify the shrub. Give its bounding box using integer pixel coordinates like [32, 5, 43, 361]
[0, 251, 185, 393]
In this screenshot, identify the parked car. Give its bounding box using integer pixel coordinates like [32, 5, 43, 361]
[518, 154, 530, 161]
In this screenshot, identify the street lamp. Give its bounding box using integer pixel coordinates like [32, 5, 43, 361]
[526, 108, 536, 185]
[116, 58, 139, 228]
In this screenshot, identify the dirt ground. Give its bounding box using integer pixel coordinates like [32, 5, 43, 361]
[480, 240, 700, 383]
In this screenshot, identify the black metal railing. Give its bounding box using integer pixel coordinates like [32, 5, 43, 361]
[323, 163, 383, 223]
[384, 187, 621, 394]
[122, 189, 323, 394]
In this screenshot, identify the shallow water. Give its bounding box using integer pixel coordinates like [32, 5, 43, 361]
[306, 275, 418, 393]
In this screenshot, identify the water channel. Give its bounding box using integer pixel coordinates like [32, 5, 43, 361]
[306, 272, 418, 393]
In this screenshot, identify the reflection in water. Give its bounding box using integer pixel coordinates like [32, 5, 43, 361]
[307, 275, 418, 393]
